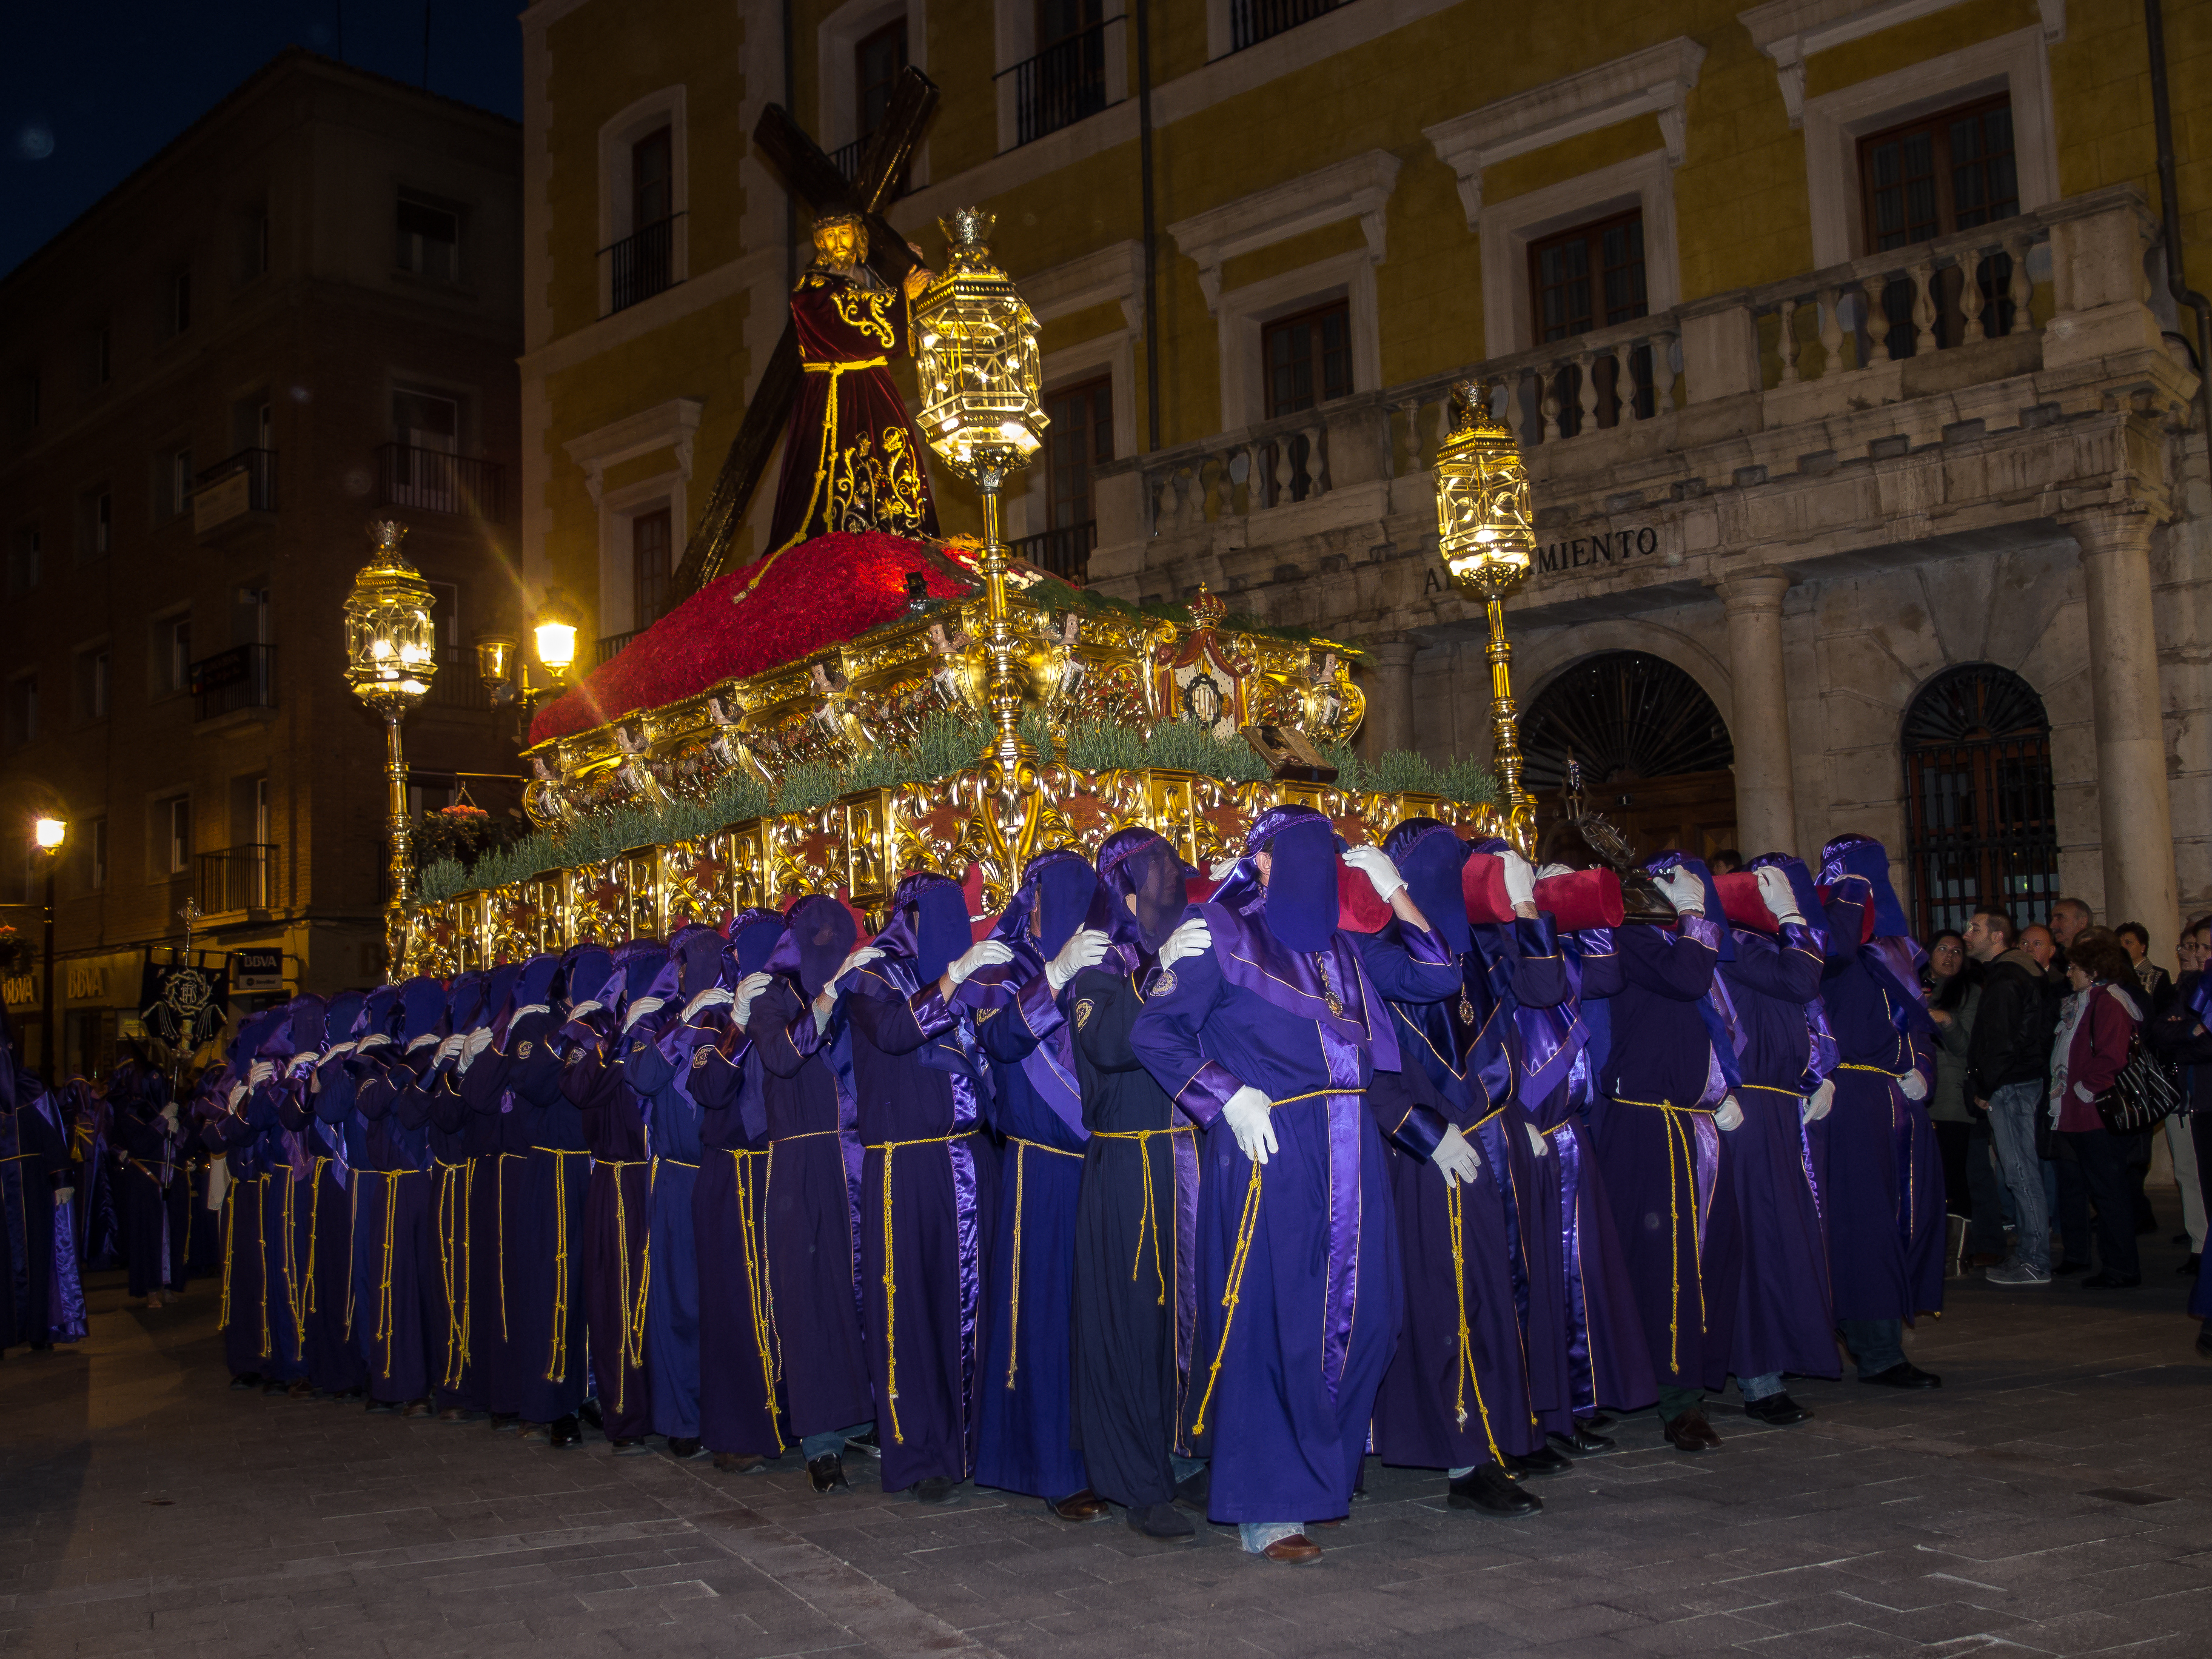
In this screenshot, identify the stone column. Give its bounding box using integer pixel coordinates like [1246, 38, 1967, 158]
[1717, 568, 1798, 856]
[2068, 508, 2179, 948]
[1362, 638, 1419, 760]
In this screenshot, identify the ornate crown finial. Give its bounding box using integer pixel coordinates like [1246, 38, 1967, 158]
[939, 206, 996, 260]
[1188, 585, 1226, 630]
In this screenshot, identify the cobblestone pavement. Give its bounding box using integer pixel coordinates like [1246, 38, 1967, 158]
[5, 1230, 2210, 1659]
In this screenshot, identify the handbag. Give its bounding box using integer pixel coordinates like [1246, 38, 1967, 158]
[2093, 1031, 2185, 1134]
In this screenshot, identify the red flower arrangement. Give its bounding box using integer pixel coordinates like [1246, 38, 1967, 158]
[529, 531, 974, 746]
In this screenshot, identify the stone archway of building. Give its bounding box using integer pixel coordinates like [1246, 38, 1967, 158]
[1520, 648, 1738, 863]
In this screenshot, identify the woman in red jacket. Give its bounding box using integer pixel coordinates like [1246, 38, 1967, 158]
[2049, 932, 2145, 1288]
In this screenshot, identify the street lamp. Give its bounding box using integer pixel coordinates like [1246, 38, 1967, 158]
[1433, 378, 1540, 849]
[914, 207, 1048, 769]
[33, 816, 64, 1081]
[343, 518, 438, 979]
[532, 589, 581, 686]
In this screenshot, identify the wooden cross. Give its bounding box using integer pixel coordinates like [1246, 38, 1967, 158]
[668, 67, 941, 602]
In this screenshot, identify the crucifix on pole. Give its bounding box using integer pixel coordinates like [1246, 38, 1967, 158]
[668, 67, 942, 601]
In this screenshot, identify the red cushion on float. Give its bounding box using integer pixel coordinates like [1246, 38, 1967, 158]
[1533, 868, 1625, 930]
[1462, 853, 1514, 924]
[1717, 872, 1778, 932]
[1338, 857, 1396, 933]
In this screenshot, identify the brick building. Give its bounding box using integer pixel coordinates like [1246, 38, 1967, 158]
[0, 50, 525, 1077]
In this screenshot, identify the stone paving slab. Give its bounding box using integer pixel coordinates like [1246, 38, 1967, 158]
[5, 1233, 2211, 1658]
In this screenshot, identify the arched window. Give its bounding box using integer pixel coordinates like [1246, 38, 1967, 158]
[1902, 663, 2057, 940]
[1520, 650, 1735, 860]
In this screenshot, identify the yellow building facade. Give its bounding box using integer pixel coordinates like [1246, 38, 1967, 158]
[521, 0, 2212, 954]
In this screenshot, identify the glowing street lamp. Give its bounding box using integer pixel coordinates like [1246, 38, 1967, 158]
[343, 519, 438, 975]
[31, 815, 64, 1078]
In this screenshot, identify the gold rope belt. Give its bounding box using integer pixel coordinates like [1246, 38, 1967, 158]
[1608, 1096, 1710, 1375]
[860, 1127, 980, 1444]
[1089, 1127, 1195, 1305]
[531, 1147, 589, 1382]
[727, 1148, 786, 1455]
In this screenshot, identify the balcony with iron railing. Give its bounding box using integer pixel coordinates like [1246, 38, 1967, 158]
[601, 212, 685, 315]
[377, 445, 504, 520]
[1228, 0, 1349, 55]
[595, 631, 638, 665]
[1094, 190, 2179, 561]
[830, 136, 911, 196]
[1010, 521, 1096, 585]
[197, 843, 278, 916]
[189, 643, 275, 723]
[997, 17, 1122, 149]
[192, 448, 276, 534]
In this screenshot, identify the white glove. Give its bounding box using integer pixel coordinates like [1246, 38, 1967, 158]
[684, 986, 736, 1023]
[1524, 1119, 1549, 1159]
[358, 1033, 394, 1051]
[1500, 849, 1537, 911]
[1047, 928, 1111, 991]
[1714, 1094, 1744, 1132]
[1431, 1124, 1480, 1187]
[323, 1041, 357, 1064]
[1652, 868, 1704, 915]
[947, 938, 1014, 987]
[287, 1050, 321, 1078]
[1159, 916, 1212, 970]
[437, 1034, 465, 1063]
[461, 1028, 495, 1071]
[1754, 865, 1803, 925]
[1899, 1069, 1928, 1102]
[1221, 1085, 1278, 1166]
[1801, 1078, 1834, 1122]
[732, 973, 773, 1028]
[1209, 854, 1241, 882]
[621, 996, 666, 1032]
[159, 1102, 181, 1127]
[830, 946, 883, 991]
[1342, 844, 1406, 903]
[54, 1186, 74, 1207]
[249, 1061, 274, 1086]
[227, 1084, 247, 1110]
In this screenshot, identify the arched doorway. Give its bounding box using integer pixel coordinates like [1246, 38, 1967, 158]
[1520, 650, 1737, 862]
[1902, 663, 2057, 940]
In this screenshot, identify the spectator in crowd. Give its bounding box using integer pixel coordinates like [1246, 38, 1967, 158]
[2050, 898, 2093, 954]
[2020, 924, 2060, 975]
[1924, 931, 1989, 1274]
[2117, 923, 2173, 1010]
[1966, 909, 2057, 1285]
[2149, 917, 2212, 1275]
[2049, 930, 2146, 1288]
[1708, 849, 1744, 876]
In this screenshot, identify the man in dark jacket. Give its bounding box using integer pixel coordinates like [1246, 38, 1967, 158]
[1964, 910, 2056, 1284]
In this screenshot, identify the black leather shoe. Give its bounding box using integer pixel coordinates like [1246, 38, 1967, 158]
[1580, 1412, 1616, 1433]
[807, 1453, 850, 1493]
[548, 1414, 583, 1449]
[714, 1450, 767, 1473]
[911, 1476, 961, 1506]
[400, 1398, 434, 1419]
[2052, 1259, 2091, 1276]
[667, 1436, 706, 1460]
[1048, 1489, 1111, 1521]
[286, 1378, 314, 1399]
[1447, 1463, 1541, 1516]
[436, 1406, 485, 1423]
[2080, 1272, 2141, 1289]
[1663, 1409, 1723, 1452]
[1128, 1501, 1196, 1540]
[261, 1378, 289, 1396]
[229, 1373, 260, 1392]
[1743, 1393, 1811, 1426]
[1502, 1443, 1572, 1478]
[609, 1436, 652, 1456]
[1549, 1424, 1617, 1457]
[489, 1412, 521, 1432]
[1172, 1467, 1210, 1512]
[1859, 1362, 1941, 1389]
[577, 1398, 604, 1431]
[364, 1397, 401, 1414]
[846, 1426, 882, 1458]
[2179, 1255, 2200, 1275]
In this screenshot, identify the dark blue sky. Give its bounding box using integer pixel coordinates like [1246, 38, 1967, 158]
[4, 1, 523, 278]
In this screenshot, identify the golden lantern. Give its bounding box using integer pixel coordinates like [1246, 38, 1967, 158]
[532, 588, 583, 682]
[342, 518, 438, 970]
[914, 207, 1048, 769]
[1433, 379, 1540, 844]
[473, 631, 517, 700]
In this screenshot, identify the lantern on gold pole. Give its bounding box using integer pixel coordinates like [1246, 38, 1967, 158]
[1433, 378, 1539, 850]
[342, 518, 439, 979]
[913, 207, 1048, 773]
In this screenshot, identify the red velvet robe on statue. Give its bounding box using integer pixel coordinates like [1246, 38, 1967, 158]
[766, 269, 937, 554]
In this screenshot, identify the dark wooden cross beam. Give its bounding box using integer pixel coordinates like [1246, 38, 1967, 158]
[668, 67, 941, 602]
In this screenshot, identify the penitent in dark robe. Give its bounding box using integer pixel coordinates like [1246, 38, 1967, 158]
[764, 211, 939, 556]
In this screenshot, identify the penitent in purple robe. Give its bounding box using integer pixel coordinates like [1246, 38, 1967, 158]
[580, 948, 672, 1440]
[1131, 891, 1457, 1525]
[351, 987, 443, 1405]
[1589, 916, 1741, 1395]
[1717, 922, 1842, 1380]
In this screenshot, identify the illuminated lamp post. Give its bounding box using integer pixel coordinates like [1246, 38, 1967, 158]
[342, 519, 438, 979]
[33, 816, 64, 1079]
[1433, 378, 1540, 849]
[913, 207, 1048, 770]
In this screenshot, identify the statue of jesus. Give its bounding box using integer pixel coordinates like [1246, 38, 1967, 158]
[764, 212, 939, 556]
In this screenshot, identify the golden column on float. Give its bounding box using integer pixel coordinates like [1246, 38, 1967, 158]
[1433, 378, 1540, 851]
[342, 518, 440, 979]
[913, 206, 1048, 773]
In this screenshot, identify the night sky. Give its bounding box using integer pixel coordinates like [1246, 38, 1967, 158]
[4, 1, 524, 278]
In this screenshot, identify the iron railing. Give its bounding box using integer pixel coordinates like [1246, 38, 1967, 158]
[376, 445, 504, 520]
[193, 447, 277, 512]
[595, 631, 638, 665]
[197, 843, 277, 914]
[602, 213, 683, 314]
[998, 18, 1121, 147]
[1229, 0, 1347, 53]
[1009, 520, 1096, 585]
[189, 643, 275, 721]
[829, 136, 910, 196]
[423, 664, 493, 711]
